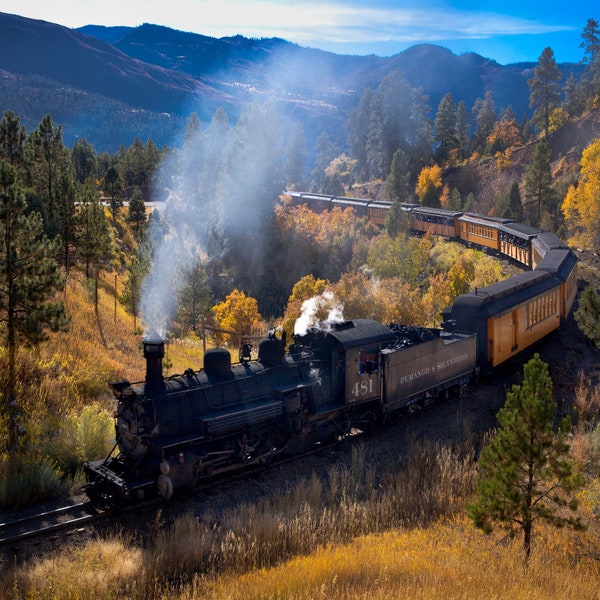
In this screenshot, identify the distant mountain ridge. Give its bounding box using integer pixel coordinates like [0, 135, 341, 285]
[0, 12, 584, 152]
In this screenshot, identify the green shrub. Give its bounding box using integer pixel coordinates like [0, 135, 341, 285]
[46, 404, 114, 476]
[0, 457, 63, 508]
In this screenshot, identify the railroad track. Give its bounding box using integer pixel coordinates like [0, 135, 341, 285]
[0, 408, 435, 553]
[0, 501, 107, 546]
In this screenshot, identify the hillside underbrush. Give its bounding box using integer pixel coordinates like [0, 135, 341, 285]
[0, 271, 207, 508]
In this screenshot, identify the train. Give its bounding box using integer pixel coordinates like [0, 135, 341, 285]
[286, 191, 578, 369]
[83, 192, 577, 509]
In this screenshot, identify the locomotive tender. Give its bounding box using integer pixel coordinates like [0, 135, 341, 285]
[83, 192, 578, 507]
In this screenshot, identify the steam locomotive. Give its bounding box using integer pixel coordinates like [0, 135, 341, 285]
[83, 195, 578, 509]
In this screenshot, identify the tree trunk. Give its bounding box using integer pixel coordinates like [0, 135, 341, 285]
[523, 521, 532, 565]
[6, 303, 18, 454]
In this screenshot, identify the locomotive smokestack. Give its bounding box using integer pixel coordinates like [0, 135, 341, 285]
[143, 334, 165, 395]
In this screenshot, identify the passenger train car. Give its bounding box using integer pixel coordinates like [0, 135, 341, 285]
[285, 190, 578, 372]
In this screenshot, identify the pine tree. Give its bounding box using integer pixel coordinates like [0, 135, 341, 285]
[525, 139, 554, 226]
[508, 181, 523, 221]
[385, 148, 410, 203]
[471, 92, 496, 155]
[127, 186, 147, 238]
[0, 110, 25, 170]
[528, 47, 561, 138]
[120, 254, 147, 334]
[0, 161, 68, 452]
[581, 18, 600, 70]
[71, 138, 97, 184]
[574, 285, 600, 347]
[434, 92, 457, 162]
[24, 114, 70, 236]
[468, 354, 584, 563]
[176, 256, 212, 335]
[455, 100, 470, 161]
[75, 184, 115, 311]
[102, 165, 123, 221]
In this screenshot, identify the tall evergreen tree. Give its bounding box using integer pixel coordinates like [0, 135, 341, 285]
[102, 165, 123, 221]
[127, 186, 147, 239]
[525, 139, 554, 226]
[528, 47, 561, 138]
[0, 110, 25, 170]
[455, 100, 470, 161]
[24, 114, 70, 236]
[468, 354, 584, 563]
[471, 91, 497, 155]
[0, 161, 68, 452]
[507, 181, 523, 221]
[176, 256, 212, 335]
[563, 73, 583, 118]
[581, 18, 600, 70]
[120, 254, 147, 334]
[434, 92, 457, 162]
[385, 148, 412, 240]
[76, 184, 115, 311]
[581, 18, 600, 106]
[71, 139, 97, 184]
[56, 166, 78, 271]
[385, 148, 411, 203]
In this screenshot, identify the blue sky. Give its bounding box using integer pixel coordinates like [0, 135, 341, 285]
[2, 0, 595, 64]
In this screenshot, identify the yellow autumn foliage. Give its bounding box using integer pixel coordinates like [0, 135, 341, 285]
[415, 164, 442, 203]
[212, 289, 261, 345]
[562, 138, 600, 250]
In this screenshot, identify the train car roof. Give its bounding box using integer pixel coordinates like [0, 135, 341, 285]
[367, 200, 392, 208]
[442, 271, 558, 321]
[535, 247, 577, 281]
[499, 222, 540, 239]
[411, 206, 463, 217]
[459, 213, 514, 225]
[322, 319, 396, 348]
[333, 197, 370, 207]
[532, 231, 569, 254]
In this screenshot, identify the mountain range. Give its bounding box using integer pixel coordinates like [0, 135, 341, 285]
[0, 12, 585, 153]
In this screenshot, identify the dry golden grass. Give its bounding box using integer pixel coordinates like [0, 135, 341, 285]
[2, 430, 599, 599]
[6, 514, 599, 600]
[192, 516, 600, 600]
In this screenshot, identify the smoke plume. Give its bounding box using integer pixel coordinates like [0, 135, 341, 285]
[294, 290, 345, 336]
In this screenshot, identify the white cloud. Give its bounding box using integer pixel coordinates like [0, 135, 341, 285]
[5, 0, 574, 45]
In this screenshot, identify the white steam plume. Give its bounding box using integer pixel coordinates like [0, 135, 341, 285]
[140, 103, 283, 338]
[294, 290, 345, 336]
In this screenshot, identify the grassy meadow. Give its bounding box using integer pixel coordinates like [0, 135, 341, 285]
[2, 428, 600, 599]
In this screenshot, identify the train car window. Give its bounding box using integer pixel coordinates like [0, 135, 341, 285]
[526, 290, 558, 330]
[359, 348, 379, 375]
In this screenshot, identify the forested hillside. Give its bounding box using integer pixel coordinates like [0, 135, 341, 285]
[0, 12, 585, 153]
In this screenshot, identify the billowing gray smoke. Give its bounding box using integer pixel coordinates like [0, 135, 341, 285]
[141, 102, 284, 337]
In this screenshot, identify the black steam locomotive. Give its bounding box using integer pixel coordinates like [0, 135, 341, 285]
[84, 195, 578, 508]
[84, 321, 477, 508]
